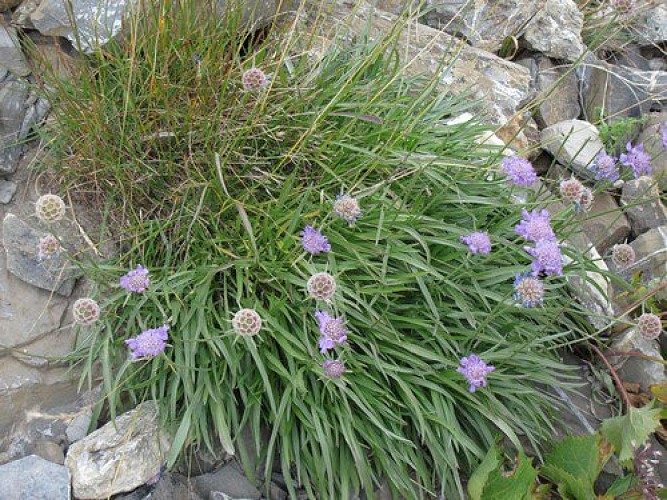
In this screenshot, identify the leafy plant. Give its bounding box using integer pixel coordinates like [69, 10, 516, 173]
[597, 113, 645, 155]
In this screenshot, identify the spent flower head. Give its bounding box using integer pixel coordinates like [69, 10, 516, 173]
[611, 0, 635, 15]
[72, 298, 100, 325]
[120, 264, 151, 293]
[460, 231, 491, 255]
[301, 225, 331, 255]
[513, 273, 545, 307]
[232, 308, 262, 336]
[525, 239, 563, 276]
[589, 151, 620, 182]
[35, 194, 66, 223]
[125, 324, 169, 360]
[559, 177, 584, 205]
[333, 194, 362, 225]
[315, 310, 348, 353]
[38, 233, 61, 261]
[322, 359, 347, 379]
[307, 272, 336, 302]
[457, 354, 495, 393]
[611, 243, 635, 269]
[577, 187, 594, 212]
[620, 142, 652, 178]
[241, 67, 269, 91]
[501, 156, 537, 187]
[636, 313, 662, 341]
[515, 209, 555, 242]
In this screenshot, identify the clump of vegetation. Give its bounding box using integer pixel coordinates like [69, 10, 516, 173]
[598, 113, 645, 155]
[39, 1, 606, 497]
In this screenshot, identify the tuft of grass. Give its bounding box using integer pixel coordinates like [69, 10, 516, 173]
[40, 1, 604, 498]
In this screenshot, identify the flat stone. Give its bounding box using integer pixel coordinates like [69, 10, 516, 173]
[610, 327, 665, 393]
[577, 192, 631, 255]
[629, 225, 667, 302]
[621, 176, 667, 235]
[0, 79, 29, 176]
[0, 179, 17, 204]
[637, 110, 667, 191]
[633, 4, 667, 46]
[0, 23, 31, 77]
[0, 454, 71, 499]
[193, 462, 261, 500]
[65, 401, 172, 499]
[540, 119, 604, 178]
[534, 57, 581, 128]
[65, 410, 93, 444]
[33, 439, 66, 465]
[3, 213, 80, 296]
[523, 0, 585, 61]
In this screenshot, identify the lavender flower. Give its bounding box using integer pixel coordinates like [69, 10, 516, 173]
[333, 194, 362, 225]
[525, 239, 563, 276]
[120, 264, 151, 293]
[457, 354, 495, 393]
[514, 209, 555, 242]
[315, 310, 347, 353]
[501, 156, 537, 187]
[301, 225, 331, 254]
[660, 122, 667, 150]
[620, 142, 652, 178]
[125, 324, 169, 360]
[322, 359, 346, 379]
[589, 151, 620, 182]
[460, 231, 492, 255]
[513, 273, 545, 307]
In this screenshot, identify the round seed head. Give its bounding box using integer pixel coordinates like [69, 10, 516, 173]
[72, 298, 100, 326]
[242, 68, 268, 91]
[35, 194, 66, 223]
[307, 272, 337, 302]
[322, 359, 346, 379]
[38, 233, 61, 261]
[559, 177, 584, 204]
[333, 194, 362, 225]
[636, 313, 662, 340]
[232, 308, 262, 336]
[611, 244, 635, 269]
[578, 187, 594, 211]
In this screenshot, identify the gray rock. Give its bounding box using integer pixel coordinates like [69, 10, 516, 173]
[629, 225, 667, 302]
[610, 327, 665, 393]
[578, 192, 631, 255]
[0, 454, 71, 499]
[0, 79, 29, 176]
[115, 473, 203, 500]
[0, 0, 21, 12]
[621, 176, 667, 235]
[540, 119, 604, 177]
[193, 462, 261, 500]
[0, 24, 31, 77]
[0, 179, 17, 204]
[523, 0, 585, 62]
[65, 410, 93, 444]
[637, 110, 667, 191]
[633, 4, 667, 46]
[20, 96, 50, 141]
[33, 438, 66, 464]
[534, 57, 581, 127]
[3, 213, 80, 296]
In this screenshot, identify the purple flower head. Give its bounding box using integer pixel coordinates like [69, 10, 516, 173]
[322, 359, 347, 379]
[660, 122, 667, 150]
[589, 151, 620, 182]
[457, 354, 495, 393]
[333, 194, 362, 225]
[301, 225, 331, 255]
[460, 231, 492, 255]
[513, 273, 545, 307]
[501, 156, 537, 187]
[120, 264, 151, 293]
[125, 324, 169, 360]
[525, 239, 563, 276]
[242, 67, 269, 91]
[514, 209, 555, 242]
[620, 142, 652, 178]
[315, 310, 347, 353]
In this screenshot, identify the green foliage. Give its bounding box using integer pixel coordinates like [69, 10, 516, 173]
[468, 445, 539, 500]
[598, 114, 645, 155]
[600, 402, 663, 463]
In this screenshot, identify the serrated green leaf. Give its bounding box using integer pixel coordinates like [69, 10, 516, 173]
[605, 474, 635, 497]
[541, 464, 591, 500]
[600, 403, 662, 462]
[481, 451, 537, 500]
[468, 444, 501, 500]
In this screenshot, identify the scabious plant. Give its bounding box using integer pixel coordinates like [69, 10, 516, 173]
[611, 243, 635, 269]
[315, 310, 348, 353]
[501, 156, 537, 186]
[515, 209, 555, 242]
[120, 265, 151, 293]
[559, 177, 584, 205]
[125, 325, 169, 360]
[301, 225, 331, 254]
[333, 194, 362, 225]
[589, 151, 620, 183]
[232, 308, 262, 337]
[72, 298, 100, 325]
[457, 354, 495, 393]
[513, 273, 545, 307]
[636, 313, 662, 341]
[578, 187, 594, 212]
[35, 194, 66, 223]
[322, 359, 346, 379]
[307, 272, 336, 302]
[241, 67, 269, 91]
[620, 142, 652, 178]
[460, 231, 491, 254]
[525, 239, 564, 276]
[38, 233, 61, 261]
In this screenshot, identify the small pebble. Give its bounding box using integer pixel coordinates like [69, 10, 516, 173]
[0, 179, 17, 204]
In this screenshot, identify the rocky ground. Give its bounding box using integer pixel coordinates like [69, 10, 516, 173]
[0, 0, 665, 498]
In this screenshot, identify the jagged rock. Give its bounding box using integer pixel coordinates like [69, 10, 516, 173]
[633, 3, 667, 46]
[115, 473, 203, 500]
[0, 179, 17, 204]
[65, 401, 172, 499]
[0, 455, 71, 498]
[636, 110, 667, 191]
[65, 410, 93, 444]
[523, 0, 585, 62]
[578, 192, 631, 255]
[610, 327, 665, 393]
[0, 79, 29, 176]
[533, 57, 581, 127]
[621, 176, 667, 235]
[0, 23, 31, 77]
[540, 119, 604, 177]
[3, 213, 80, 296]
[629, 225, 667, 302]
[0, 0, 21, 12]
[192, 462, 261, 500]
[33, 439, 66, 464]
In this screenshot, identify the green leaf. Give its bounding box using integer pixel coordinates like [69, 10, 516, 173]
[468, 444, 501, 500]
[600, 403, 662, 462]
[479, 450, 537, 500]
[605, 474, 635, 497]
[650, 383, 667, 404]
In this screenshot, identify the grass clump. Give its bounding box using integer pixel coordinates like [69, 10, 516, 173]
[41, 1, 599, 498]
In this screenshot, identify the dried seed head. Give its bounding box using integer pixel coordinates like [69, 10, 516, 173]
[636, 313, 662, 341]
[611, 244, 635, 269]
[38, 233, 61, 261]
[35, 194, 66, 223]
[232, 308, 262, 336]
[333, 194, 362, 225]
[559, 177, 584, 205]
[578, 187, 594, 211]
[242, 68, 268, 91]
[307, 272, 337, 302]
[72, 298, 100, 326]
[322, 359, 346, 379]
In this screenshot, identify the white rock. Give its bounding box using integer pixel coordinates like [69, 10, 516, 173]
[524, 0, 585, 62]
[540, 120, 604, 177]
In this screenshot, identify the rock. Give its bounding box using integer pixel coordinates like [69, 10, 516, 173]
[192, 462, 261, 500]
[621, 176, 667, 235]
[65, 400, 172, 499]
[311, 1, 535, 146]
[0, 455, 71, 498]
[0, 23, 31, 77]
[629, 225, 667, 302]
[65, 410, 93, 444]
[523, 0, 585, 62]
[20, 96, 50, 141]
[610, 327, 665, 392]
[578, 192, 631, 255]
[0, 0, 21, 12]
[0, 179, 17, 204]
[0, 79, 29, 176]
[540, 119, 603, 177]
[33, 438, 66, 464]
[636, 110, 667, 191]
[3, 213, 80, 296]
[633, 4, 667, 46]
[534, 57, 581, 127]
[115, 473, 203, 500]
[12, 0, 38, 28]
